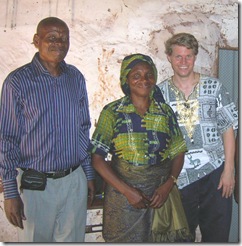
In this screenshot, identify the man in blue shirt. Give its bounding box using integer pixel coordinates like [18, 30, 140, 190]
[0, 17, 95, 242]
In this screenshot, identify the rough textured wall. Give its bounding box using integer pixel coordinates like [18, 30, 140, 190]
[0, 0, 238, 242]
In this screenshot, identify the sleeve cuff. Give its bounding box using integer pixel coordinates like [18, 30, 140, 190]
[2, 179, 19, 199]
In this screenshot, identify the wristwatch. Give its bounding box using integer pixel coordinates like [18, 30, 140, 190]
[170, 175, 177, 184]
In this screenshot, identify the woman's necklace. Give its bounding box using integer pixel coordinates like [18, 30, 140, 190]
[170, 76, 200, 143]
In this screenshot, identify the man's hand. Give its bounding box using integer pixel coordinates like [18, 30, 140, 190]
[87, 180, 95, 208]
[0, 178, 3, 193]
[234, 174, 239, 203]
[217, 168, 235, 198]
[4, 197, 26, 229]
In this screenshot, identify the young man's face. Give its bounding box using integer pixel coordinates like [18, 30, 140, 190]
[167, 45, 197, 78]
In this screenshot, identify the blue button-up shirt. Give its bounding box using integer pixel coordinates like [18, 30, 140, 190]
[0, 53, 95, 199]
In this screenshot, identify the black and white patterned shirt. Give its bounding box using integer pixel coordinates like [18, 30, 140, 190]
[158, 74, 238, 188]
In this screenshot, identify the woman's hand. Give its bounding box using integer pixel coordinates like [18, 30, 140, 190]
[149, 178, 174, 208]
[124, 186, 151, 209]
[92, 154, 150, 209]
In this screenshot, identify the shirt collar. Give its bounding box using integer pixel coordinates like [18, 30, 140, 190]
[31, 52, 68, 78]
[117, 96, 164, 115]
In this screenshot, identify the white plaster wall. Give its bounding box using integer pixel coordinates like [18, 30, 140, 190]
[0, 0, 238, 242]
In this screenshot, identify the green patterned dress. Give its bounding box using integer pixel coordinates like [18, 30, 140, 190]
[90, 95, 190, 242]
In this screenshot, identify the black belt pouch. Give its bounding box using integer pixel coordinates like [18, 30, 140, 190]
[20, 169, 47, 191]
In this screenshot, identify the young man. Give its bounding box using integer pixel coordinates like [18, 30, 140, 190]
[0, 17, 95, 242]
[158, 33, 238, 242]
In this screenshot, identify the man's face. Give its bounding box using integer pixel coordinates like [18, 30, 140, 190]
[33, 23, 69, 64]
[167, 45, 196, 78]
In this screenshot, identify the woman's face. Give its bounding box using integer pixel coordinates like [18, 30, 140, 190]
[127, 61, 156, 98]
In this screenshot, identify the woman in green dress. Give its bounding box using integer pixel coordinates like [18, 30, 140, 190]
[89, 53, 192, 242]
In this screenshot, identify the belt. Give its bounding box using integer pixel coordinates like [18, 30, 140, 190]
[21, 164, 80, 179]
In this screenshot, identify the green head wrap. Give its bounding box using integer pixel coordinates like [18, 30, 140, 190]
[120, 53, 158, 96]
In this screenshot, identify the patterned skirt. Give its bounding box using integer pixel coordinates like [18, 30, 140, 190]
[102, 156, 192, 242]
